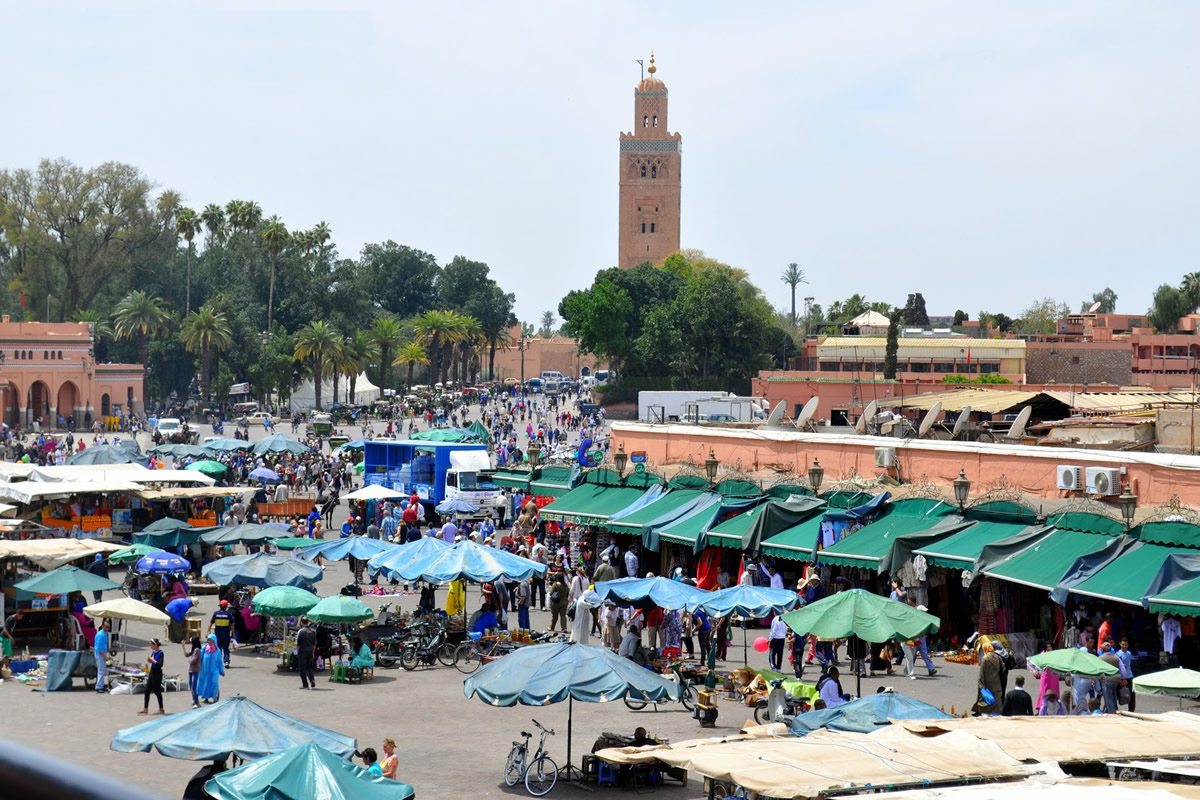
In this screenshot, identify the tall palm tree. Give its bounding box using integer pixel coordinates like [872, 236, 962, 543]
[311, 221, 331, 261]
[342, 331, 380, 403]
[260, 215, 288, 331]
[175, 207, 200, 313]
[781, 263, 807, 327]
[414, 310, 463, 386]
[394, 342, 429, 392]
[457, 315, 484, 385]
[72, 309, 115, 361]
[539, 310, 556, 338]
[324, 339, 353, 406]
[1183, 272, 1200, 313]
[112, 291, 172, 401]
[181, 305, 233, 400]
[293, 321, 339, 411]
[369, 316, 405, 396]
[201, 204, 226, 248]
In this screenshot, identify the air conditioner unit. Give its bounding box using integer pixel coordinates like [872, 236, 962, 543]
[874, 447, 896, 468]
[1086, 467, 1122, 496]
[1056, 465, 1083, 491]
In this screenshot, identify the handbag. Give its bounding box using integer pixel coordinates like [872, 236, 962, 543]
[1119, 685, 1131, 705]
[566, 600, 577, 621]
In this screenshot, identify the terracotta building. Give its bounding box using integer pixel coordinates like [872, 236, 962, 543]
[618, 53, 682, 269]
[488, 325, 605, 382]
[0, 317, 144, 429]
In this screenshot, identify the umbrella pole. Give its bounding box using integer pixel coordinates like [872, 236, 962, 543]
[854, 634, 861, 699]
[561, 694, 592, 790]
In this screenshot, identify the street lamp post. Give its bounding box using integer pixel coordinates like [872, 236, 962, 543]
[808, 457, 824, 495]
[704, 449, 720, 483]
[953, 468, 971, 511]
[613, 442, 628, 477]
[1118, 485, 1138, 532]
[528, 440, 542, 468]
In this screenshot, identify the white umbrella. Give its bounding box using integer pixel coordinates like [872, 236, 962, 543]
[83, 597, 171, 625]
[343, 484, 406, 501]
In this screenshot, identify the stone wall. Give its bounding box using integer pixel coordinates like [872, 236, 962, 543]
[1026, 342, 1131, 386]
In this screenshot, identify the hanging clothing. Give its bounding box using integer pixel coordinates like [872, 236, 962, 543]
[446, 579, 465, 617]
[1163, 618, 1182, 653]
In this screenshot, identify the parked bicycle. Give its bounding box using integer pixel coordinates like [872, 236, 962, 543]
[623, 663, 696, 711]
[400, 618, 457, 670]
[505, 719, 558, 796]
[454, 632, 501, 674]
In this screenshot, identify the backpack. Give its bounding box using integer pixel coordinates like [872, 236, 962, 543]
[550, 583, 565, 603]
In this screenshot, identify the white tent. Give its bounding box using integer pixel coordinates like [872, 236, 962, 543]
[290, 371, 380, 411]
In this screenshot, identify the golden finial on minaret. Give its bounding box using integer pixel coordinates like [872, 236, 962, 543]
[647, 52, 656, 75]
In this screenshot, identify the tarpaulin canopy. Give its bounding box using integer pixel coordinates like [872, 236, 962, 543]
[204, 438, 254, 452]
[367, 535, 450, 581]
[1064, 542, 1193, 606]
[252, 434, 311, 456]
[305, 595, 374, 623]
[790, 689, 951, 735]
[817, 498, 957, 569]
[83, 597, 170, 625]
[204, 741, 414, 800]
[143, 517, 196, 533]
[185, 460, 228, 476]
[490, 469, 531, 491]
[1028, 647, 1119, 677]
[391, 538, 546, 584]
[251, 586, 320, 617]
[592, 576, 711, 611]
[539, 484, 658, 526]
[909, 518, 1037, 570]
[1138, 521, 1200, 548]
[133, 526, 205, 548]
[694, 584, 800, 618]
[760, 515, 824, 562]
[342, 484, 405, 501]
[13, 564, 123, 599]
[108, 543, 165, 565]
[1048, 511, 1126, 536]
[983, 527, 1115, 591]
[821, 491, 890, 520]
[820, 489, 877, 509]
[528, 465, 578, 498]
[294, 537, 397, 563]
[1133, 668, 1200, 698]
[149, 444, 213, 459]
[200, 523, 279, 546]
[338, 439, 369, 451]
[67, 444, 148, 466]
[0, 479, 143, 503]
[783, 588, 940, 642]
[707, 495, 824, 552]
[110, 695, 358, 762]
[468, 420, 490, 441]
[202, 553, 324, 588]
[435, 498, 479, 515]
[135, 552, 191, 575]
[270, 536, 319, 550]
[0, 537, 122, 571]
[603, 488, 709, 536]
[409, 427, 477, 442]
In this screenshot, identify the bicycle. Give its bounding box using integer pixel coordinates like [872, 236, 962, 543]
[504, 719, 558, 796]
[400, 618, 457, 670]
[454, 632, 503, 674]
[623, 662, 696, 711]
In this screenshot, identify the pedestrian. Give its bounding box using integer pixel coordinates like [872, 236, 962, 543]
[296, 617, 317, 690]
[183, 636, 203, 707]
[208, 599, 235, 667]
[361, 748, 382, 777]
[547, 574, 569, 632]
[517, 577, 531, 631]
[381, 738, 399, 780]
[693, 607, 712, 661]
[1002, 675, 1034, 716]
[197, 633, 224, 704]
[87, 554, 109, 603]
[768, 613, 787, 672]
[973, 642, 1003, 715]
[138, 638, 166, 715]
[93, 618, 111, 693]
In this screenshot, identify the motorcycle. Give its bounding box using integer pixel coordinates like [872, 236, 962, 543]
[753, 679, 810, 725]
[212, 419, 224, 435]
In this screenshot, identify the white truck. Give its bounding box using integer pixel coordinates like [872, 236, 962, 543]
[639, 391, 733, 423]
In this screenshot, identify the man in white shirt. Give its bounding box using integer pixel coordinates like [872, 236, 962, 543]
[768, 566, 784, 591]
[717, 567, 731, 589]
[818, 667, 848, 708]
[739, 564, 757, 586]
[768, 614, 788, 671]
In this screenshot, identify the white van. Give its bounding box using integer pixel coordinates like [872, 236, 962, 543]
[594, 370, 611, 386]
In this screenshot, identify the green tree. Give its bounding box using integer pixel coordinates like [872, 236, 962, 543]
[357, 241, 441, 319]
[883, 310, 901, 379]
[1149, 284, 1191, 333]
[559, 280, 634, 376]
[539, 310, 556, 338]
[293, 320, 339, 410]
[952, 309, 969, 326]
[901, 293, 930, 327]
[260, 215, 288, 332]
[175, 207, 200, 313]
[180, 305, 233, 400]
[394, 342, 429, 391]
[1182, 273, 1200, 314]
[781, 263, 807, 327]
[368, 316, 405, 395]
[1016, 297, 1070, 335]
[1082, 287, 1119, 314]
[112, 290, 172, 399]
[342, 331, 380, 402]
[414, 310, 465, 386]
[200, 203, 226, 247]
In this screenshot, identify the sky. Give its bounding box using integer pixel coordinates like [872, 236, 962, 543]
[8, 2, 1199, 326]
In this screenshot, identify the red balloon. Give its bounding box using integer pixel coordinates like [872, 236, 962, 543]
[753, 636, 769, 653]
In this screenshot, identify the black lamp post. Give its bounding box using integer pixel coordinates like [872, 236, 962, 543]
[808, 457, 824, 495]
[1118, 485, 1138, 531]
[613, 442, 627, 476]
[953, 468, 971, 511]
[704, 449, 719, 483]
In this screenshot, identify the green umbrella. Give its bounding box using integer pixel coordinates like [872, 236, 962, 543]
[271, 537, 318, 551]
[185, 459, 228, 476]
[305, 595, 374, 624]
[353, 461, 364, 474]
[252, 586, 320, 618]
[1028, 647, 1119, 678]
[13, 564, 123, 599]
[782, 588, 941, 697]
[1133, 667, 1200, 698]
[108, 543, 165, 565]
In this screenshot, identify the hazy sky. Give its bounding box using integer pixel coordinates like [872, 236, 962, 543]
[10, 2, 1199, 325]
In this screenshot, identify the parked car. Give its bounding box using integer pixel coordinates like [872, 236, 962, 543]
[245, 411, 279, 426]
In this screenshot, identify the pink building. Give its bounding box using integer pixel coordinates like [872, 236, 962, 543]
[0, 317, 144, 428]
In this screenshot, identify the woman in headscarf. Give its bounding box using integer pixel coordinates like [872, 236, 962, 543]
[974, 641, 1003, 715]
[349, 636, 375, 670]
[196, 632, 225, 704]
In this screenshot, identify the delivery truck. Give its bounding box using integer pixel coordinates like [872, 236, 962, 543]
[361, 440, 504, 514]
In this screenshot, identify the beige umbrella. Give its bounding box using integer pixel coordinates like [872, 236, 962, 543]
[83, 597, 170, 664]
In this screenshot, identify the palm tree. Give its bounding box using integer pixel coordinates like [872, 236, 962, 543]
[112, 291, 172, 401]
[1183, 272, 1200, 313]
[293, 321, 339, 411]
[311, 221, 331, 260]
[369, 316, 405, 396]
[175, 207, 200, 313]
[324, 339, 354, 406]
[781, 263, 807, 327]
[394, 342, 429, 392]
[260, 215, 288, 331]
[181, 305, 233, 400]
[72, 309, 115, 360]
[201, 204, 226, 247]
[539, 310, 556, 338]
[342, 331, 380, 403]
[457, 315, 484, 385]
[414, 310, 464, 386]
[158, 191, 181, 289]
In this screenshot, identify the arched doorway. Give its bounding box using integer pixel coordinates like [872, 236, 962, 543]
[0, 383, 18, 429]
[101, 393, 111, 417]
[56, 381, 79, 429]
[580, 366, 591, 377]
[28, 381, 50, 427]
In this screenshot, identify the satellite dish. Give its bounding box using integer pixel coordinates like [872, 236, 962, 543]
[794, 396, 820, 430]
[1088, 301, 1102, 313]
[856, 400, 878, 434]
[918, 401, 942, 438]
[951, 406, 972, 438]
[1007, 406, 1032, 439]
[766, 401, 786, 427]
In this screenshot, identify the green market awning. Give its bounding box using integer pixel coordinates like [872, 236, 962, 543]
[604, 489, 709, 536]
[528, 466, 578, 498]
[983, 528, 1115, 591]
[762, 515, 824, 561]
[1048, 512, 1126, 536]
[705, 502, 768, 550]
[816, 499, 955, 569]
[656, 496, 726, 550]
[1138, 521, 1200, 548]
[491, 469, 531, 491]
[912, 519, 1038, 570]
[1068, 543, 1194, 606]
[539, 484, 653, 525]
[1149, 580, 1200, 616]
[820, 490, 876, 509]
[706, 496, 824, 551]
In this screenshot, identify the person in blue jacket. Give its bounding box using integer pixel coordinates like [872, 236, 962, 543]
[196, 633, 225, 704]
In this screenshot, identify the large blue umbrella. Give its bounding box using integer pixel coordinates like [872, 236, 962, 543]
[204, 741, 413, 800]
[249, 467, 280, 483]
[110, 694, 357, 762]
[434, 498, 479, 516]
[204, 438, 254, 452]
[67, 443, 148, 466]
[790, 689, 951, 735]
[465, 641, 680, 786]
[253, 434, 311, 456]
[200, 523, 279, 546]
[142, 517, 195, 533]
[593, 576, 711, 611]
[148, 443, 212, 459]
[135, 552, 192, 575]
[694, 584, 801, 664]
[366, 536, 450, 581]
[202, 553, 323, 588]
[294, 536, 398, 563]
[394, 539, 546, 584]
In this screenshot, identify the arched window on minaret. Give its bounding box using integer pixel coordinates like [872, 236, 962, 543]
[643, 115, 649, 128]
[651, 165, 657, 179]
[641, 223, 646, 233]
[653, 115, 658, 128]
[640, 165, 647, 178]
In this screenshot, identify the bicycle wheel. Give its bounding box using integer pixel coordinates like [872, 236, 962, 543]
[524, 754, 558, 796]
[679, 684, 695, 712]
[623, 695, 648, 711]
[455, 643, 481, 674]
[504, 745, 525, 786]
[399, 645, 419, 671]
[436, 642, 458, 667]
